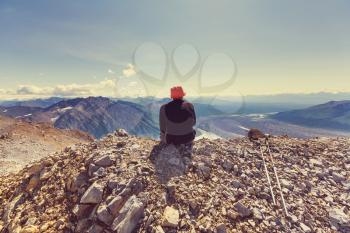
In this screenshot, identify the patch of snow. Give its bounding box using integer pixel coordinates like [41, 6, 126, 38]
[15, 113, 32, 119]
[247, 113, 266, 118]
[57, 106, 73, 113]
[51, 116, 60, 123]
[195, 128, 222, 140]
[238, 125, 249, 131]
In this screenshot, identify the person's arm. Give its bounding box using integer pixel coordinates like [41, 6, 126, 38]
[191, 103, 196, 125]
[188, 103, 197, 125]
[185, 102, 196, 126]
[159, 105, 166, 142]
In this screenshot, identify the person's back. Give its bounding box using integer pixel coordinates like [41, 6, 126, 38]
[159, 86, 196, 145]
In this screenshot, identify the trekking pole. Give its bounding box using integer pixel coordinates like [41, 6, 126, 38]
[265, 138, 289, 216]
[259, 142, 276, 205]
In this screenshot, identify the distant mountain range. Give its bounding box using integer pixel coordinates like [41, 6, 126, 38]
[0, 97, 65, 108]
[1, 97, 159, 138]
[1, 96, 349, 139]
[271, 100, 350, 131]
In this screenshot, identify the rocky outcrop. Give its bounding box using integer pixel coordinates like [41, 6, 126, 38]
[0, 129, 349, 232]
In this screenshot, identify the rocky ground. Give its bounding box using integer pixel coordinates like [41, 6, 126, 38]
[0, 116, 93, 175]
[0, 129, 349, 233]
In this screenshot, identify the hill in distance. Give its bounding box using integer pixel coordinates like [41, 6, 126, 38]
[271, 100, 350, 131]
[18, 97, 159, 139]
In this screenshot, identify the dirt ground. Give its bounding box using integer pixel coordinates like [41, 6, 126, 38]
[0, 116, 93, 175]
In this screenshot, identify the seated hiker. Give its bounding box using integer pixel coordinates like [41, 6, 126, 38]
[159, 86, 196, 145]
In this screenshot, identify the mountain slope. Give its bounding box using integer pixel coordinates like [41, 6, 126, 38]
[0, 106, 42, 119]
[0, 115, 93, 175]
[271, 100, 350, 131]
[0, 97, 65, 108]
[0, 131, 349, 232]
[26, 97, 159, 138]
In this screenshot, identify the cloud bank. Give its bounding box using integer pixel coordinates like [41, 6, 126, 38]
[122, 64, 137, 77]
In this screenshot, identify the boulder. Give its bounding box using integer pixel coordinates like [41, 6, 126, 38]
[73, 204, 95, 220]
[196, 162, 211, 179]
[95, 155, 114, 167]
[97, 205, 114, 226]
[216, 223, 227, 233]
[162, 206, 179, 228]
[329, 208, 350, 231]
[116, 129, 128, 137]
[332, 173, 346, 183]
[234, 202, 252, 217]
[107, 195, 124, 216]
[26, 175, 40, 192]
[87, 224, 104, 233]
[112, 195, 144, 233]
[80, 182, 104, 204]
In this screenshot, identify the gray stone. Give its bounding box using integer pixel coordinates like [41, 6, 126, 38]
[88, 163, 100, 177]
[299, 222, 311, 232]
[289, 214, 298, 223]
[93, 167, 107, 177]
[332, 172, 346, 183]
[80, 182, 104, 204]
[280, 179, 293, 190]
[97, 204, 114, 225]
[252, 208, 263, 220]
[87, 224, 104, 233]
[112, 195, 144, 233]
[162, 206, 179, 228]
[196, 162, 211, 179]
[95, 155, 114, 167]
[232, 180, 242, 189]
[234, 202, 252, 217]
[216, 223, 227, 233]
[222, 160, 233, 171]
[329, 208, 350, 230]
[107, 195, 124, 216]
[73, 204, 95, 220]
[76, 219, 92, 232]
[116, 129, 128, 137]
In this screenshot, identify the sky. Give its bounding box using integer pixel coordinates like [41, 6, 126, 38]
[0, 0, 350, 100]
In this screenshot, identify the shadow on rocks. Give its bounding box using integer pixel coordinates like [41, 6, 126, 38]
[150, 142, 193, 184]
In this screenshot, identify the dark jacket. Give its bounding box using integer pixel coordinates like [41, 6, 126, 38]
[159, 99, 196, 145]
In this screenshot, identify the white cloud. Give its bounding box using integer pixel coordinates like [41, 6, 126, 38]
[16, 85, 51, 95]
[122, 63, 137, 77]
[108, 69, 115, 74]
[11, 79, 118, 98]
[52, 84, 92, 96]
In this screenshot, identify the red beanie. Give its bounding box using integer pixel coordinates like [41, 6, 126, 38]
[170, 86, 186, 99]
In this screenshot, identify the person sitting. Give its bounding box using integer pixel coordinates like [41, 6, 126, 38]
[159, 86, 196, 145]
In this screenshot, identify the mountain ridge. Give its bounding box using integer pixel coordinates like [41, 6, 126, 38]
[271, 100, 350, 131]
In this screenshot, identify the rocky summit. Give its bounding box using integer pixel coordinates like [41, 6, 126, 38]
[0, 130, 349, 233]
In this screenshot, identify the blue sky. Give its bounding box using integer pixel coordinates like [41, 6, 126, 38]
[0, 0, 349, 99]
